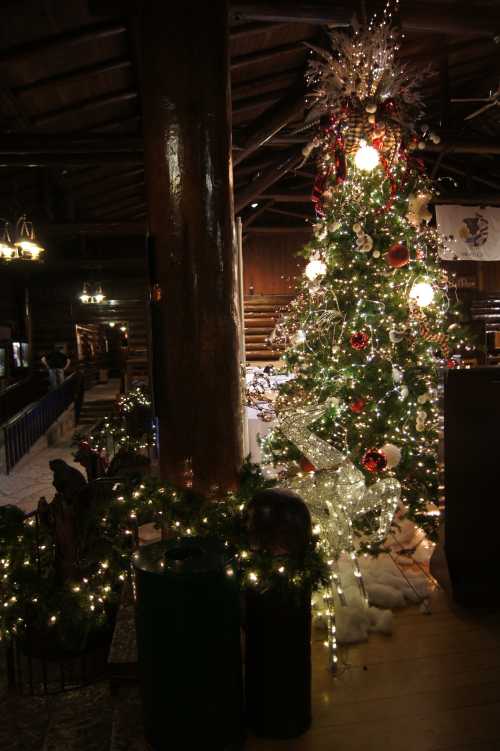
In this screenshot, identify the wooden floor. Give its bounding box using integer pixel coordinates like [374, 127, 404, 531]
[246, 589, 500, 751]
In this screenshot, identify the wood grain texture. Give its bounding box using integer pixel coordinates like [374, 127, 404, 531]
[246, 590, 500, 751]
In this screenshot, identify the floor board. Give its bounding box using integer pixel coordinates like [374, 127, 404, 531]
[246, 590, 500, 751]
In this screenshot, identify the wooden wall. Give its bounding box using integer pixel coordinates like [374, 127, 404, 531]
[242, 233, 308, 296]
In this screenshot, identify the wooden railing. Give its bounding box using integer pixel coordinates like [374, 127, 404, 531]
[1, 373, 79, 474]
[0, 372, 47, 425]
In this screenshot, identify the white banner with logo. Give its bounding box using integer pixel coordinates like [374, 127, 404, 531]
[436, 205, 500, 261]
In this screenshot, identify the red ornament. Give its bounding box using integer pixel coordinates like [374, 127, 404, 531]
[362, 448, 388, 473]
[350, 331, 370, 351]
[299, 456, 316, 473]
[447, 358, 457, 369]
[350, 398, 366, 414]
[387, 243, 410, 268]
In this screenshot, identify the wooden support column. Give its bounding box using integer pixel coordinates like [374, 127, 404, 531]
[141, 0, 242, 492]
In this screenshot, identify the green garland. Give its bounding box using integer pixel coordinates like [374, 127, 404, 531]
[0, 460, 328, 649]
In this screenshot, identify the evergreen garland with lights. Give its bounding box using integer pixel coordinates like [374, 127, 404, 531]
[0, 461, 328, 648]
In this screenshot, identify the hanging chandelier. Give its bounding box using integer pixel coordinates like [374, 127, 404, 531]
[0, 215, 45, 262]
[79, 281, 106, 304]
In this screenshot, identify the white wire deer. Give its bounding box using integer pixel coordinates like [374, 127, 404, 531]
[279, 398, 400, 666]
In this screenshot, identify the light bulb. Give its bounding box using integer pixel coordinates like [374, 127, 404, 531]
[108, 322, 116, 328]
[80, 293, 90, 304]
[409, 281, 434, 307]
[16, 240, 43, 259]
[305, 258, 327, 281]
[94, 293, 104, 304]
[0, 242, 15, 259]
[354, 140, 380, 171]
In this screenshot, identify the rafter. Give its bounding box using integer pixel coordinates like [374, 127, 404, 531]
[235, 148, 305, 213]
[0, 21, 126, 66]
[13, 57, 132, 96]
[33, 90, 138, 127]
[231, 42, 305, 71]
[234, 88, 306, 165]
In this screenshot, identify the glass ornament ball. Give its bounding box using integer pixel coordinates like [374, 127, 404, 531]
[354, 140, 380, 172]
[409, 281, 434, 307]
[350, 331, 370, 351]
[362, 448, 388, 473]
[350, 398, 366, 414]
[387, 243, 410, 268]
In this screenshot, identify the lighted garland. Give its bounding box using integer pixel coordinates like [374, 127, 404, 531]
[74, 386, 156, 456]
[0, 462, 328, 647]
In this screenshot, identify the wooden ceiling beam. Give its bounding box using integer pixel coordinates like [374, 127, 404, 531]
[232, 93, 282, 118]
[235, 148, 305, 213]
[87, 114, 141, 133]
[232, 69, 302, 101]
[230, 22, 291, 39]
[0, 21, 126, 66]
[83, 181, 145, 209]
[231, 42, 304, 71]
[0, 134, 142, 154]
[33, 89, 138, 127]
[260, 192, 311, 202]
[434, 194, 500, 206]
[0, 152, 142, 167]
[244, 225, 312, 234]
[93, 196, 146, 218]
[39, 222, 145, 236]
[232, 3, 499, 36]
[13, 57, 132, 96]
[242, 199, 275, 227]
[231, 3, 352, 26]
[234, 88, 306, 165]
[73, 167, 144, 193]
[267, 206, 311, 221]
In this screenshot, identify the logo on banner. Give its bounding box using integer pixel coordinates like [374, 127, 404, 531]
[458, 212, 489, 248]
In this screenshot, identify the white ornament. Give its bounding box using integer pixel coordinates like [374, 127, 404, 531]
[373, 250, 381, 258]
[389, 329, 405, 344]
[354, 140, 380, 171]
[399, 385, 409, 400]
[416, 410, 427, 421]
[392, 366, 404, 384]
[407, 192, 432, 227]
[305, 258, 327, 282]
[352, 222, 362, 234]
[380, 443, 401, 469]
[416, 423, 425, 432]
[328, 220, 340, 233]
[292, 329, 306, 346]
[409, 281, 434, 308]
[417, 393, 430, 404]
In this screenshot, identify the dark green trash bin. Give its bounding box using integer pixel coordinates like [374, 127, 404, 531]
[134, 538, 244, 751]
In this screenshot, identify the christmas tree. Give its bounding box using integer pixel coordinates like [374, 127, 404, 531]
[264, 9, 469, 554]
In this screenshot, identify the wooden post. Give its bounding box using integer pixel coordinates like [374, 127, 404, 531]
[140, 0, 242, 492]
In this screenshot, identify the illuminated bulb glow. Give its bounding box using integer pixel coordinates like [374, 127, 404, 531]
[409, 281, 434, 307]
[354, 140, 380, 172]
[305, 258, 327, 281]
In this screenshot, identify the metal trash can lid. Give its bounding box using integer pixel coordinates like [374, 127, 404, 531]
[133, 537, 234, 578]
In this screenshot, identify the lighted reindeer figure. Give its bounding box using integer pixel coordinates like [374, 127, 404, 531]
[278, 397, 400, 666]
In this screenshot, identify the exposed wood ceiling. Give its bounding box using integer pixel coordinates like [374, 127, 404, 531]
[0, 0, 498, 265]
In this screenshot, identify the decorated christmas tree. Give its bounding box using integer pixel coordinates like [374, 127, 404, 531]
[264, 8, 469, 554]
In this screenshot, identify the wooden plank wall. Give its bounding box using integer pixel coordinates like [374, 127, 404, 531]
[243, 233, 307, 295]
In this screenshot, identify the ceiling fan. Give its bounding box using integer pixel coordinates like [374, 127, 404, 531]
[451, 83, 500, 120]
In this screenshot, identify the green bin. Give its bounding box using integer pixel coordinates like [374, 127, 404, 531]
[134, 538, 243, 750]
